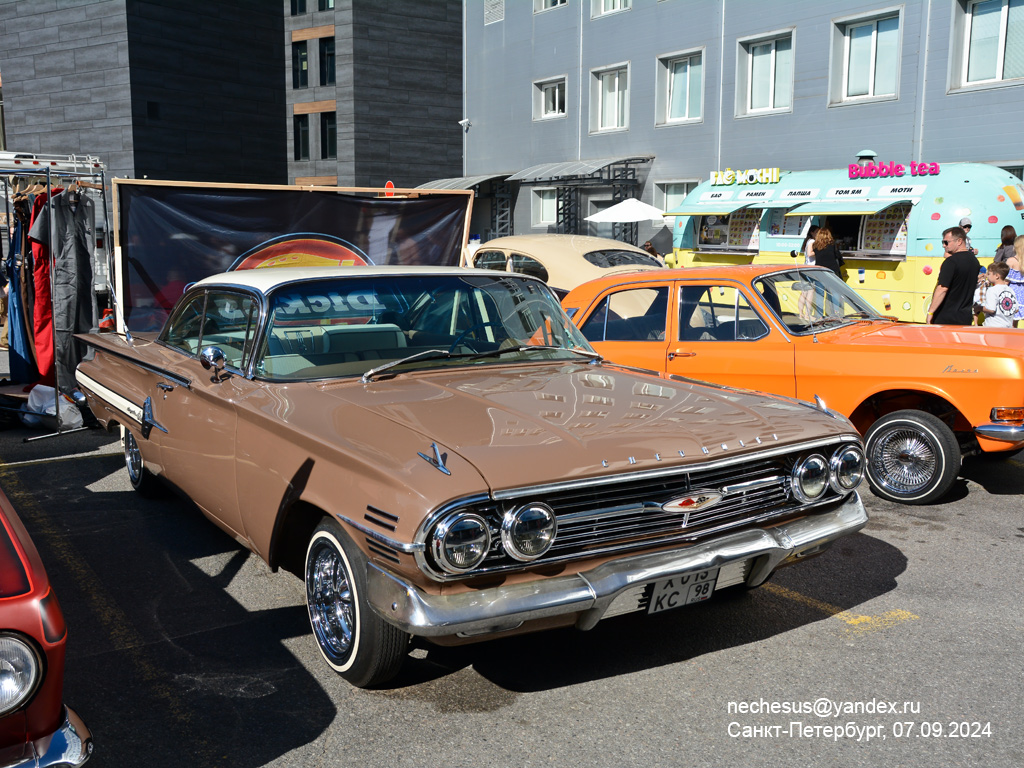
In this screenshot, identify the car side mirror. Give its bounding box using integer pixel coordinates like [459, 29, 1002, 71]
[200, 346, 226, 379]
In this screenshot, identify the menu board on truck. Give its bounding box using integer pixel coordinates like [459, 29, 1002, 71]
[861, 203, 910, 254]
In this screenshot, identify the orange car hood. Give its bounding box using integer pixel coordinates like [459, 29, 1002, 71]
[819, 320, 1024, 353]
[321, 363, 852, 490]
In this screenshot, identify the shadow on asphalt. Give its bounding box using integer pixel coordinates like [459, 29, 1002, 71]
[384, 528, 906, 697]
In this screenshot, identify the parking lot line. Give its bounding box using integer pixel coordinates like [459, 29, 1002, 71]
[764, 582, 919, 635]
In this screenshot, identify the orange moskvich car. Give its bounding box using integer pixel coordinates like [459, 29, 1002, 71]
[562, 264, 1024, 505]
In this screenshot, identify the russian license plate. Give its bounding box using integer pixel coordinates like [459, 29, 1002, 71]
[647, 568, 720, 614]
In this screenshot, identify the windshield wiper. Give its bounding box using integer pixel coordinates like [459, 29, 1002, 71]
[808, 316, 844, 328]
[466, 345, 602, 363]
[362, 345, 602, 382]
[841, 311, 874, 319]
[362, 349, 452, 382]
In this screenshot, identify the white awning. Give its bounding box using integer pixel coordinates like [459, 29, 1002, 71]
[785, 199, 914, 216]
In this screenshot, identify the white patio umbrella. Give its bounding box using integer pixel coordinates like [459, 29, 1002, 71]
[584, 197, 666, 223]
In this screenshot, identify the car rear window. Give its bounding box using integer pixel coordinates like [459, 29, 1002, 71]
[584, 250, 661, 268]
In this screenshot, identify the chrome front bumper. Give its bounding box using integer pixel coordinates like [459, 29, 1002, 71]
[974, 422, 1024, 443]
[5, 705, 93, 768]
[365, 494, 868, 637]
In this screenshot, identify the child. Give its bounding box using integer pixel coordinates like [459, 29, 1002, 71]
[975, 261, 1019, 327]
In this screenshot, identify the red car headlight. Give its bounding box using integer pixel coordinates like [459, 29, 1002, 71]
[0, 633, 42, 715]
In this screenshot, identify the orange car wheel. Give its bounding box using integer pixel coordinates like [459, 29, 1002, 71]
[864, 410, 961, 505]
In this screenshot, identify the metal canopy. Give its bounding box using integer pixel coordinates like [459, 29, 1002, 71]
[785, 199, 914, 216]
[507, 156, 654, 184]
[415, 173, 510, 190]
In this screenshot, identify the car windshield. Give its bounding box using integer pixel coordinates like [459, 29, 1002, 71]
[752, 268, 882, 335]
[583, 249, 662, 269]
[255, 273, 594, 380]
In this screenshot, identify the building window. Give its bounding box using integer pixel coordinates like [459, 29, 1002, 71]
[534, 77, 566, 120]
[292, 41, 308, 89]
[837, 14, 900, 100]
[593, 0, 630, 17]
[591, 64, 629, 132]
[535, 0, 566, 11]
[963, 0, 1024, 84]
[657, 181, 697, 215]
[291, 0, 306, 14]
[319, 38, 335, 86]
[745, 35, 793, 112]
[657, 51, 702, 124]
[294, 114, 310, 161]
[318, 0, 335, 10]
[533, 189, 557, 226]
[320, 113, 337, 159]
[484, 0, 504, 25]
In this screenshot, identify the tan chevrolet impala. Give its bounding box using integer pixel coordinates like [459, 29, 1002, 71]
[76, 266, 868, 688]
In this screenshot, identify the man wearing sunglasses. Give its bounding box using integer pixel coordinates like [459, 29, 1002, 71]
[926, 226, 981, 325]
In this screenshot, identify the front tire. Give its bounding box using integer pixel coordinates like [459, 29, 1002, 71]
[864, 410, 961, 505]
[124, 428, 160, 497]
[305, 519, 409, 688]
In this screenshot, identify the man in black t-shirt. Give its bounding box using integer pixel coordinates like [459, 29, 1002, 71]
[927, 226, 981, 325]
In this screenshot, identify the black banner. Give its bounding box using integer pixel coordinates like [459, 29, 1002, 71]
[117, 183, 469, 331]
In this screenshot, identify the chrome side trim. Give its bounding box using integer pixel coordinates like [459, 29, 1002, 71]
[365, 494, 868, 637]
[78, 345, 192, 390]
[334, 513, 425, 554]
[974, 423, 1024, 443]
[75, 370, 144, 425]
[491, 434, 860, 500]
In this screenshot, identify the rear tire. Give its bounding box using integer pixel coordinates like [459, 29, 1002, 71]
[864, 410, 960, 505]
[305, 518, 409, 688]
[124, 428, 160, 497]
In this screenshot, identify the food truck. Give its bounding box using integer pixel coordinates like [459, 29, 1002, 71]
[668, 161, 1024, 321]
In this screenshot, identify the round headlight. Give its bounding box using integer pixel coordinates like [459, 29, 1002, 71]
[0, 635, 41, 716]
[792, 454, 829, 502]
[831, 444, 865, 492]
[430, 513, 491, 574]
[501, 503, 557, 562]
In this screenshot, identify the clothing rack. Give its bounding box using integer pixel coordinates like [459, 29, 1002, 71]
[1, 153, 111, 442]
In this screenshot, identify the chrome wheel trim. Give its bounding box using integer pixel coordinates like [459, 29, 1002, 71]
[124, 431, 144, 486]
[869, 425, 940, 495]
[306, 536, 357, 667]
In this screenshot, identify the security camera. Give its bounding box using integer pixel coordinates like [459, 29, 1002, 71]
[458, 118, 471, 129]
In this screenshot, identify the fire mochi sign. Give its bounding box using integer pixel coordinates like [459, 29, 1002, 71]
[849, 161, 941, 178]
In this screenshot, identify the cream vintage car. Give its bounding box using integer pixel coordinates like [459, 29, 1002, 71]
[76, 266, 868, 688]
[469, 234, 664, 297]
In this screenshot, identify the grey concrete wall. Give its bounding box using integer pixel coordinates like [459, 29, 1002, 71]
[0, 0, 135, 178]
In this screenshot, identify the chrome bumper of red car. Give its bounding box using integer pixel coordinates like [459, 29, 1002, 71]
[365, 493, 868, 637]
[6, 705, 93, 768]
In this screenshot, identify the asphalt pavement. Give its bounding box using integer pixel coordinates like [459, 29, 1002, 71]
[0, 350, 1021, 768]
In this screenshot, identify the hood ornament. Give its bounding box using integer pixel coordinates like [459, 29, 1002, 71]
[418, 442, 451, 476]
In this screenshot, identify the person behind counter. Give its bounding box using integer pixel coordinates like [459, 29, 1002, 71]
[810, 226, 843, 277]
[927, 226, 981, 325]
[994, 225, 1017, 263]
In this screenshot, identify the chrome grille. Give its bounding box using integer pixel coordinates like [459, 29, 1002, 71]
[479, 456, 803, 569]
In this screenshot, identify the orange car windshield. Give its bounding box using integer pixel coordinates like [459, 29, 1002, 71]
[752, 269, 881, 335]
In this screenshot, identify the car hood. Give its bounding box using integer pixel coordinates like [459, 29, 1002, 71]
[819, 320, 1023, 353]
[319, 362, 854, 491]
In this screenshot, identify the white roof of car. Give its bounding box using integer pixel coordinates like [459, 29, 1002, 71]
[195, 265, 496, 294]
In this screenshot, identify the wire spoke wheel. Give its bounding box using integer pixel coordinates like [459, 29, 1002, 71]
[307, 537, 356, 664]
[865, 410, 960, 505]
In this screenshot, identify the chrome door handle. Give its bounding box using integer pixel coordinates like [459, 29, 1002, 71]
[668, 350, 696, 360]
[157, 382, 174, 392]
